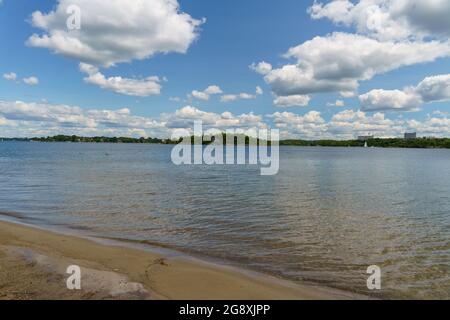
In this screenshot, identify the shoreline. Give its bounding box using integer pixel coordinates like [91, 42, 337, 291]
[2, 139, 450, 150]
[0, 219, 363, 300]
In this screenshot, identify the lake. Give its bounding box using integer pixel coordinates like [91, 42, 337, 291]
[0, 141, 449, 299]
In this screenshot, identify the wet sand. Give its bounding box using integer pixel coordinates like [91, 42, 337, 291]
[0, 220, 358, 300]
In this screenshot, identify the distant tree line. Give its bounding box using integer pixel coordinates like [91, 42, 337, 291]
[280, 138, 450, 148]
[2, 135, 450, 149]
[26, 135, 176, 144]
[0, 134, 270, 146]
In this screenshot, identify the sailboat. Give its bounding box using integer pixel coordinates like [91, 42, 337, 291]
[364, 141, 368, 148]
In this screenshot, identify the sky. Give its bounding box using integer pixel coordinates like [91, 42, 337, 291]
[0, 0, 450, 139]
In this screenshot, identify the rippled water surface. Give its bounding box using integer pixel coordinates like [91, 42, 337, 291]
[0, 141, 449, 299]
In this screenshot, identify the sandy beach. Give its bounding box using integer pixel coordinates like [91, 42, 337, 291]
[0, 219, 358, 300]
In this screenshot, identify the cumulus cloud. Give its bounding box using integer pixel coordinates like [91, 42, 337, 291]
[268, 108, 450, 140]
[328, 109, 402, 138]
[309, 0, 450, 41]
[0, 100, 169, 138]
[23, 76, 39, 86]
[259, 33, 450, 99]
[406, 117, 450, 137]
[268, 108, 417, 139]
[329, 109, 450, 139]
[340, 91, 357, 98]
[249, 61, 273, 75]
[220, 94, 251, 103]
[327, 100, 345, 107]
[415, 74, 450, 102]
[3, 72, 17, 81]
[359, 89, 421, 112]
[161, 106, 266, 131]
[2, 100, 450, 139]
[0, 100, 268, 138]
[190, 91, 209, 101]
[27, 0, 204, 67]
[432, 110, 449, 117]
[3, 73, 40, 86]
[203, 85, 223, 95]
[256, 86, 264, 95]
[0, 100, 159, 129]
[360, 74, 450, 111]
[269, 110, 326, 139]
[273, 95, 311, 107]
[253, 0, 450, 106]
[220, 86, 263, 103]
[79, 63, 162, 96]
[190, 85, 223, 101]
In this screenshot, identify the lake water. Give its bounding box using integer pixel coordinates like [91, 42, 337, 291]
[0, 141, 449, 299]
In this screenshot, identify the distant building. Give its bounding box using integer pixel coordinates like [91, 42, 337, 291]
[357, 135, 374, 141]
[404, 132, 417, 140]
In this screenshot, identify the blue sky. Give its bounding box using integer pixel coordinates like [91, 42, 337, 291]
[1, 0, 450, 139]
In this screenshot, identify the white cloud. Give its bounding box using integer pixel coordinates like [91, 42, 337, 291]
[79, 63, 161, 97]
[359, 89, 421, 112]
[346, 110, 450, 139]
[0, 100, 267, 138]
[360, 74, 450, 111]
[309, 0, 450, 41]
[327, 100, 345, 107]
[162, 106, 267, 130]
[169, 97, 181, 102]
[0, 116, 16, 127]
[261, 33, 450, 98]
[256, 86, 264, 95]
[220, 86, 263, 103]
[191, 90, 209, 101]
[27, 0, 204, 67]
[190, 85, 223, 101]
[415, 74, 450, 102]
[23, 76, 39, 86]
[254, 2, 450, 105]
[3, 72, 17, 81]
[340, 91, 357, 98]
[204, 85, 223, 95]
[220, 94, 245, 103]
[405, 117, 450, 137]
[269, 111, 326, 139]
[3, 73, 40, 86]
[0, 100, 167, 138]
[249, 61, 273, 75]
[432, 110, 449, 117]
[335, 100, 345, 107]
[270, 108, 405, 139]
[2, 100, 450, 139]
[268, 108, 450, 140]
[328, 109, 403, 138]
[327, 108, 450, 139]
[273, 95, 311, 107]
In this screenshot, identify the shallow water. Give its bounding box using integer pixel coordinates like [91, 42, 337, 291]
[0, 141, 449, 299]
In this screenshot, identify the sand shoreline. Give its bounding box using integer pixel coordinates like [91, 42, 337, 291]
[0, 219, 362, 300]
